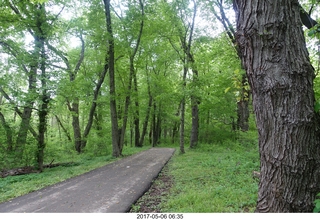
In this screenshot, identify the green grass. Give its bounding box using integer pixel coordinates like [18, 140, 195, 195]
[0, 146, 150, 204]
[0, 133, 260, 212]
[161, 134, 259, 213]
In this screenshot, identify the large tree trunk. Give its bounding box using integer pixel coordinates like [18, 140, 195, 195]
[234, 0, 320, 212]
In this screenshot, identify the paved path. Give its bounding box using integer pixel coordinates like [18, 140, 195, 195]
[0, 147, 175, 213]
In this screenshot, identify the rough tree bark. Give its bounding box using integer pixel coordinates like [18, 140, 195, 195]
[233, 0, 320, 212]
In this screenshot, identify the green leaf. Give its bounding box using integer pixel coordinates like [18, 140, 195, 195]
[313, 207, 320, 213]
[316, 200, 320, 207]
[308, 29, 316, 37]
[30, 0, 48, 3]
[315, 102, 320, 112]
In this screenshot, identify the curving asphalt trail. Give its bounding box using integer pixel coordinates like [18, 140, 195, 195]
[0, 147, 175, 213]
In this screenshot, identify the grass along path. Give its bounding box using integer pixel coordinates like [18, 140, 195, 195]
[131, 137, 259, 213]
[1, 136, 259, 212]
[0, 146, 150, 204]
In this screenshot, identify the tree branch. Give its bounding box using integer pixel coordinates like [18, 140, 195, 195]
[0, 86, 38, 139]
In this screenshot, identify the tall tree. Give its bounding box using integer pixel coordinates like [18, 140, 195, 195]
[233, 0, 320, 212]
[116, 0, 145, 150]
[103, 0, 120, 157]
[206, 0, 250, 131]
[165, 0, 199, 152]
[0, 110, 13, 151]
[184, 0, 200, 149]
[48, 32, 85, 153]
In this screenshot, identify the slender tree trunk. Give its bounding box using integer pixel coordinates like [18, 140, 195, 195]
[119, 0, 144, 151]
[152, 102, 157, 147]
[236, 100, 249, 131]
[37, 36, 49, 172]
[15, 48, 38, 154]
[130, 121, 133, 147]
[187, 1, 199, 148]
[0, 111, 13, 151]
[49, 32, 85, 153]
[68, 100, 82, 153]
[54, 115, 72, 141]
[179, 66, 187, 154]
[139, 69, 152, 146]
[119, 69, 133, 151]
[80, 64, 107, 149]
[172, 103, 181, 144]
[156, 107, 161, 144]
[138, 95, 151, 146]
[212, 0, 250, 132]
[236, 74, 250, 131]
[133, 69, 141, 147]
[0, 95, 13, 150]
[234, 0, 320, 212]
[94, 106, 104, 146]
[190, 95, 199, 148]
[0, 87, 38, 140]
[179, 98, 186, 154]
[189, 54, 200, 148]
[103, 0, 120, 157]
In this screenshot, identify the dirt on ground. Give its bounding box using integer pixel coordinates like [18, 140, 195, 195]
[129, 164, 173, 213]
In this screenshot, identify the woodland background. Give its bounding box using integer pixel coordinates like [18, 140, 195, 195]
[0, 0, 319, 212]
